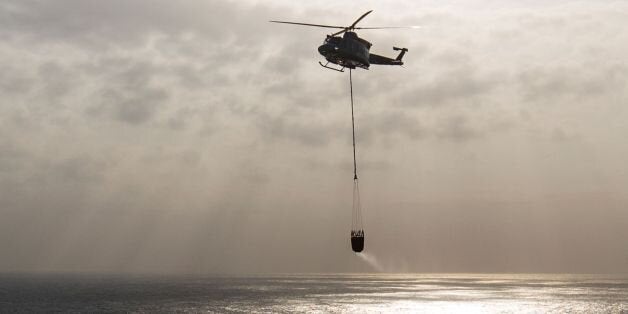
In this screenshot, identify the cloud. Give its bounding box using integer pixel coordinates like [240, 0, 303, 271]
[1, 0, 628, 274]
[0, 139, 24, 177]
[0, 64, 33, 95]
[90, 86, 169, 125]
[435, 114, 481, 141]
[358, 110, 425, 145]
[402, 70, 498, 108]
[255, 111, 342, 147]
[1, 0, 224, 45]
[517, 64, 628, 103]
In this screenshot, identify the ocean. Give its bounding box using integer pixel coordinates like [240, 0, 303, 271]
[1, 273, 627, 313]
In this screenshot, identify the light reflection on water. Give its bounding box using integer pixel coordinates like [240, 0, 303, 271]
[1, 273, 627, 313]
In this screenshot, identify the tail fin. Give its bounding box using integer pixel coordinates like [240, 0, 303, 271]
[393, 47, 408, 61]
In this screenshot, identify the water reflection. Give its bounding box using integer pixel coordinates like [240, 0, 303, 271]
[1, 273, 626, 312]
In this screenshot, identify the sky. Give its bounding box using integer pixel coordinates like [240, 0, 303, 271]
[1, 0, 627, 274]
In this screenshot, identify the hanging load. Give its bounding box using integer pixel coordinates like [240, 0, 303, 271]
[348, 69, 365, 253]
[351, 178, 365, 252]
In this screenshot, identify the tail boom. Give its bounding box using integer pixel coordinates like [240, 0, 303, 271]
[368, 47, 408, 66]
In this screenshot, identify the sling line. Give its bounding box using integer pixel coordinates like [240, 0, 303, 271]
[350, 69, 358, 181]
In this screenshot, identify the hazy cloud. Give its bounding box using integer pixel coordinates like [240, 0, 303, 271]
[1, 0, 628, 274]
[518, 64, 628, 103]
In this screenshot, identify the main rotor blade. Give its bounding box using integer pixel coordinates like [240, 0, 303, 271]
[331, 28, 349, 37]
[350, 10, 373, 29]
[355, 26, 422, 29]
[269, 21, 345, 29]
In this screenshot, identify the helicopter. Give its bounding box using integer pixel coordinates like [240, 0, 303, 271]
[270, 10, 411, 72]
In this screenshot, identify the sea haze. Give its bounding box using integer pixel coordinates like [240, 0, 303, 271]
[1, 273, 627, 313]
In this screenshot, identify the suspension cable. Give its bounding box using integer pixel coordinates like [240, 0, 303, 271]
[350, 69, 358, 181]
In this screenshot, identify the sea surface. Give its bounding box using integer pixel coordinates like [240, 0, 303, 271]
[1, 273, 627, 313]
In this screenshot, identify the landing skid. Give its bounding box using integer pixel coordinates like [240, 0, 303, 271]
[319, 61, 345, 72]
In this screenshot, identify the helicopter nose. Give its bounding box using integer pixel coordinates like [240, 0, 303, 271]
[318, 44, 334, 56]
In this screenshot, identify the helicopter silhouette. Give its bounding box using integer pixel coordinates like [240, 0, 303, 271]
[270, 10, 412, 72]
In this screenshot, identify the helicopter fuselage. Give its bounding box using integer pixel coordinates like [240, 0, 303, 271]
[270, 10, 410, 72]
[318, 32, 371, 69]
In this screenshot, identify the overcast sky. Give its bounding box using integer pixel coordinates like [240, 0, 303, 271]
[1, 0, 627, 274]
